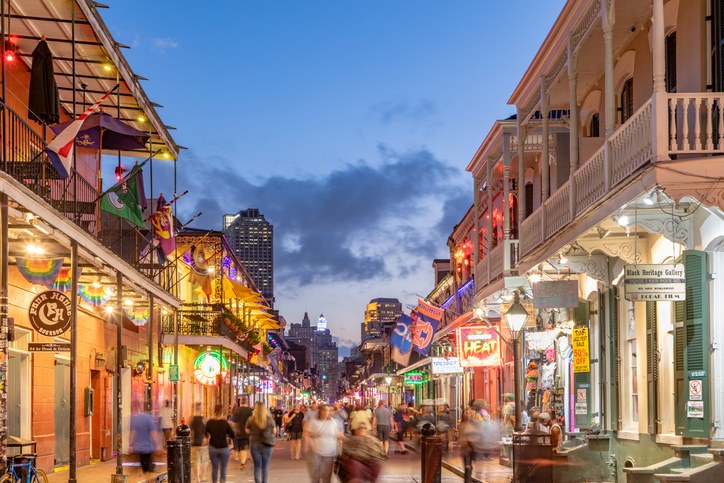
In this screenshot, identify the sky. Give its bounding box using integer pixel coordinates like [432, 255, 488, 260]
[103, 0, 566, 356]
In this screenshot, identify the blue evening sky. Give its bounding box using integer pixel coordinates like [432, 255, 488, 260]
[104, 1, 565, 354]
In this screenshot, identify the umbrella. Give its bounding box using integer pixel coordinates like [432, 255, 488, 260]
[49, 111, 149, 151]
[28, 40, 59, 125]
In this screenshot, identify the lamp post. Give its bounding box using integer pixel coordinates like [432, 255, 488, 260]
[385, 375, 392, 406]
[503, 295, 529, 432]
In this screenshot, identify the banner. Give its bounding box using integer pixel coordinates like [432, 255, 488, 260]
[457, 325, 500, 367]
[412, 299, 443, 356]
[390, 314, 414, 366]
[572, 327, 590, 373]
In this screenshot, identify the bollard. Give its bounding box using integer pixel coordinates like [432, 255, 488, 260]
[167, 439, 184, 483]
[176, 422, 191, 483]
[420, 422, 441, 483]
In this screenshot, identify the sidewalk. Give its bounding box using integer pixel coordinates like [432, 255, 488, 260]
[404, 440, 513, 483]
[46, 457, 167, 483]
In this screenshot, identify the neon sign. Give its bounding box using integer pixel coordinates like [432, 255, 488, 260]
[457, 325, 500, 367]
[194, 351, 229, 385]
[404, 371, 426, 385]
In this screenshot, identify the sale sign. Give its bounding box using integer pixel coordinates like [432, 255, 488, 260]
[457, 325, 500, 367]
[572, 327, 590, 373]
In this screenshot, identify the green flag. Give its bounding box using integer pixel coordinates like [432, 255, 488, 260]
[100, 163, 147, 228]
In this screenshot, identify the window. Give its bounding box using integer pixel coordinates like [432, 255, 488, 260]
[666, 31, 677, 93]
[620, 78, 634, 123]
[712, 0, 724, 91]
[589, 113, 600, 137]
[626, 302, 639, 426]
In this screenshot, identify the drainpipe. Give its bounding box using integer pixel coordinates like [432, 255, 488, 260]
[69, 241, 78, 483]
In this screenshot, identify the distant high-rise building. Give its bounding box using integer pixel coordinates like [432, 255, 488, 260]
[222, 209, 274, 305]
[317, 314, 327, 331]
[362, 298, 401, 342]
[287, 311, 339, 401]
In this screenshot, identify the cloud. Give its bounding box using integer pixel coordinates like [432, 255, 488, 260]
[177, 145, 467, 287]
[371, 98, 437, 124]
[151, 37, 179, 53]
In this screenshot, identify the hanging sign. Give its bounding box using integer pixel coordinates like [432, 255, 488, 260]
[193, 351, 229, 385]
[572, 327, 590, 373]
[431, 357, 463, 374]
[456, 325, 500, 367]
[29, 290, 72, 336]
[624, 264, 685, 301]
[404, 371, 426, 385]
[532, 280, 579, 309]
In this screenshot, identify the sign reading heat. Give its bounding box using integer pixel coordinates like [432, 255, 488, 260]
[457, 325, 500, 367]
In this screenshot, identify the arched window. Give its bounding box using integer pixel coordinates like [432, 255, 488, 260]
[589, 112, 600, 137]
[620, 78, 634, 123]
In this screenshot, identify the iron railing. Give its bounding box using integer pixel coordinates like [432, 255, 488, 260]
[161, 305, 246, 342]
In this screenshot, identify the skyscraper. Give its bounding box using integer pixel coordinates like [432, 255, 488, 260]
[362, 297, 402, 342]
[223, 209, 274, 305]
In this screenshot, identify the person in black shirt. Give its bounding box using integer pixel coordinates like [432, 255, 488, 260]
[283, 403, 304, 460]
[232, 397, 253, 470]
[190, 403, 209, 483]
[273, 407, 284, 437]
[205, 404, 236, 483]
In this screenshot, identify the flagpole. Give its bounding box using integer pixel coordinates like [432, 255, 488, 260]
[92, 155, 156, 205]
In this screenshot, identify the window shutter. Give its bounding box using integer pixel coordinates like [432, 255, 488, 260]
[713, 0, 724, 91]
[608, 288, 620, 431]
[525, 183, 534, 217]
[674, 299, 686, 435]
[646, 301, 659, 434]
[665, 32, 677, 93]
[573, 300, 591, 430]
[682, 250, 710, 437]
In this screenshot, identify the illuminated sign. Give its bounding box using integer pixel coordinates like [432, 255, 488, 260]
[193, 351, 229, 385]
[404, 371, 426, 385]
[457, 325, 500, 367]
[431, 357, 463, 374]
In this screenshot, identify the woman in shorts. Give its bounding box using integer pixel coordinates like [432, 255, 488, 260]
[284, 403, 304, 460]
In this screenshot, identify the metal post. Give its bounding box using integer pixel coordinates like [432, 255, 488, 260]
[69, 241, 79, 483]
[113, 272, 126, 482]
[173, 310, 179, 429]
[513, 336, 522, 432]
[147, 295, 154, 411]
[0, 194, 8, 468]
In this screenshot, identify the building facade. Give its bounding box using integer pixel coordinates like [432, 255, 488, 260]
[222, 209, 274, 306]
[362, 297, 401, 342]
[286, 312, 340, 401]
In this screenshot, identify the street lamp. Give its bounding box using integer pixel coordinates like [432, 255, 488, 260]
[503, 294, 529, 432]
[385, 375, 392, 406]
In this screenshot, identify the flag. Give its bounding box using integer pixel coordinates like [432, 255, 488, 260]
[100, 162, 147, 228]
[15, 257, 63, 288]
[45, 88, 115, 179]
[412, 299, 443, 356]
[390, 313, 414, 366]
[149, 193, 176, 261]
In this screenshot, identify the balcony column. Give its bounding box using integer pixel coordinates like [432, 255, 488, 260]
[502, 133, 512, 272]
[568, 33, 579, 220]
[541, 78, 550, 200]
[651, 0, 670, 161]
[473, 178, 481, 264]
[603, 0, 615, 191]
[486, 159, 493, 283]
[516, 112, 527, 223]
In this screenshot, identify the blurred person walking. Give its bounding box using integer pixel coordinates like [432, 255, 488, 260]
[233, 397, 253, 469]
[190, 403, 209, 483]
[159, 399, 174, 442]
[372, 400, 394, 455]
[284, 403, 304, 460]
[130, 400, 158, 475]
[246, 401, 276, 483]
[205, 404, 236, 483]
[459, 408, 483, 483]
[342, 417, 387, 483]
[392, 404, 409, 454]
[305, 404, 344, 483]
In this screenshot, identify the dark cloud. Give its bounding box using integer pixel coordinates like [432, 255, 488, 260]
[434, 192, 472, 239]
[176, 146, 467, 286]
[371, 98, 437, 124]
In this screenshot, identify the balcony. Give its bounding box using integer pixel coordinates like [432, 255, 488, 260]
[475, 240, 519, 290]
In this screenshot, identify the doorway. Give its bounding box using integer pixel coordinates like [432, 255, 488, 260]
[54, 358, 71, 465]
[7, 350, 30, 439]
[91, 370, 101, 460]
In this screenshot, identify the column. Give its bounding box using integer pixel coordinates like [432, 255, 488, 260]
[516, 114, 527, 223]
[603, 0, 616, 137]
[651, 0, 670, 160]
[568, 34, 580, 220]
[652, 0, 665, 94]
[69, 241, 78, 483]
[541, 79, 550, 200]
[113, 272, 124, 480]
[473, 179, 481, 263]
[486, 159, 493, 282]
[0, 194, 8, 467]
[502, 133, 511, 242]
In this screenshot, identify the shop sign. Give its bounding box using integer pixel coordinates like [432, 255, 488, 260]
[624, 264, 685, 301]
[404, 371, 426, 385]
[532, 280, 579, 309]
[431, 357, 463, 374]
[193, 350, 229, 385]
[687, 401, 704, 418]
[169, 364, 179, 383]
[28, 290, 72, 336]
[572, 328, 590, 373]
[456, 325, 500, 367]
[28, 342, 70, 352]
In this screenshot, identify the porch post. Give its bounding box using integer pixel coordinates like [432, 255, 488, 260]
[516, 113, 527, 223]
[147, 294, 154, 411]
[568, 34, 579, 220]
[502, 133, 512, 272]
[173, 309, 179, 428]
[473, 179, 480, 264]
[603, 0, 615, 191]
[69, 240, 79, 483]
[486, 159, 493, 283]
[541, 79, 550, 201]
[0, 193, 8, 469]
[113, 271, 125, 480]
[651, 0, 670, 160]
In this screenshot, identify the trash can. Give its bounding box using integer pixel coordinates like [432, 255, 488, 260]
[512, 432, 553, 483]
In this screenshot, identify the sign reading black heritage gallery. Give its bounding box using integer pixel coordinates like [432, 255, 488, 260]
[624, 264, 686, 301]
[28, 290, 72, 336]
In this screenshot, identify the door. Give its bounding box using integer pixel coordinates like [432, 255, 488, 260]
[91, 370, 101, 460]
[7, 352, 23, 438]
[54, 359, 71, 465]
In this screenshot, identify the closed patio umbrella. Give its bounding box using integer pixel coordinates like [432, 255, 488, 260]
[28, 39, 59, 125]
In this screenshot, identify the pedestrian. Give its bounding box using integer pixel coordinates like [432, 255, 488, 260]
[501, 393, 516, 434]
[548, 411, 564, 451]
[246, 401, 276, 483]
[205, 403, 236, 483]
[190, 402, 209, 483]
[130, 400, 158, 475]
[273, 406, 285, 437]
[305, 404, 344, 483]
[159, 399, 174, 442]
[284, 403, 304, 460]
[233, 397, 253, 470]
[342, 416, 386, 482]
[392, 403, 409, 454]
[459, 408, 483, 483]
[372, 400, 394, 455]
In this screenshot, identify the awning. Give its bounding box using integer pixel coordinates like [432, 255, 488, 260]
[396, 357, 431, 376]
